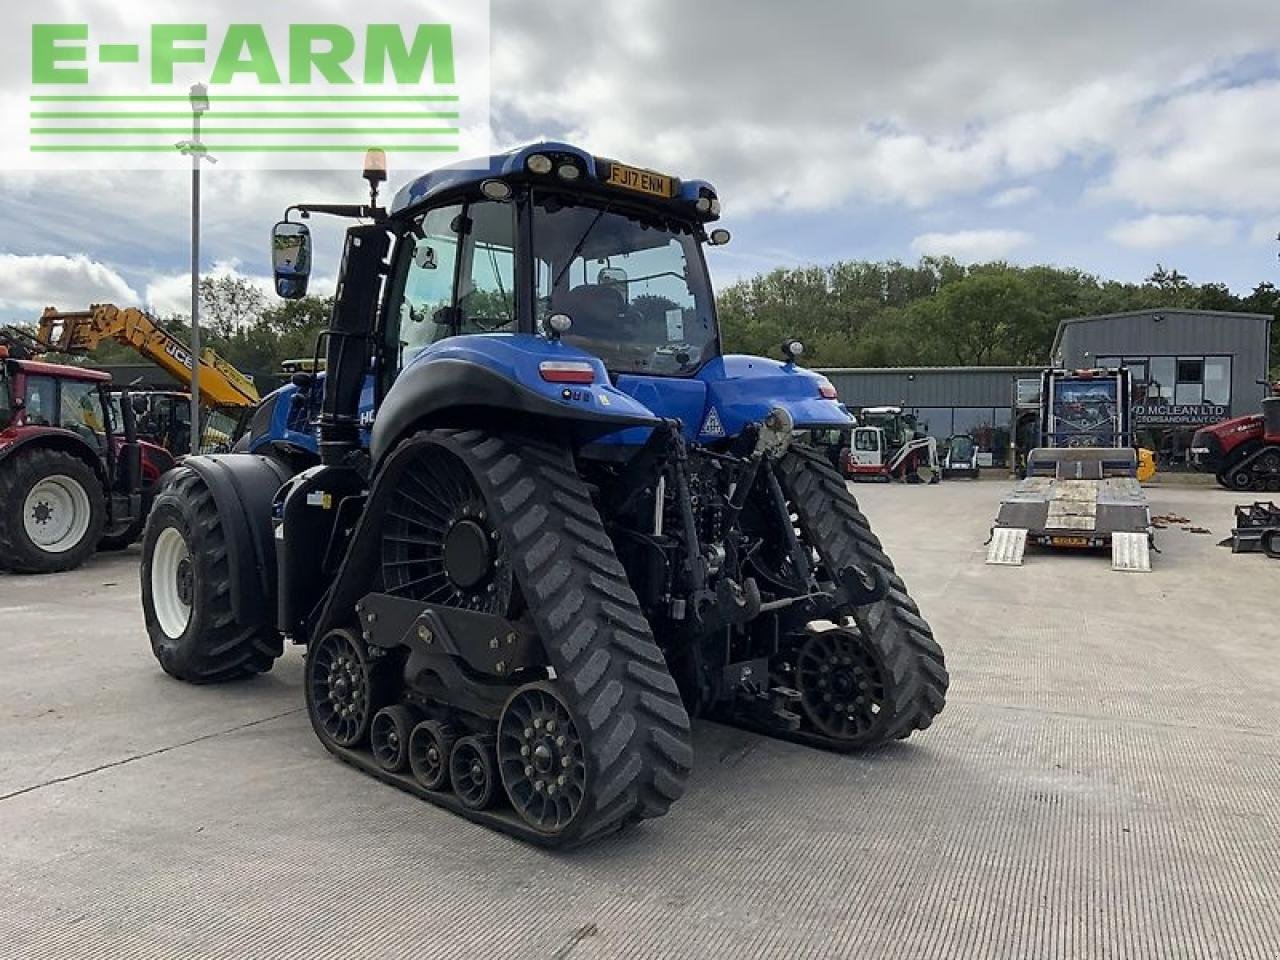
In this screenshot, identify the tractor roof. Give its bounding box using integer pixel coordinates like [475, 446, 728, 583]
[390, 142, 719, 221]
[7, 358, 110, 382]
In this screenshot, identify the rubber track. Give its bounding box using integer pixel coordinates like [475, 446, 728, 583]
[144, 469, 281, 683]
[427, 430, 693, 841]
[778, 444, 948, 742]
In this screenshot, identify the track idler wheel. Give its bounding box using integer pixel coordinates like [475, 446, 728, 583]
[450, 735, 498, 810]
[370, 705, 416, 773]
[408, 720, 456, 791]
[498, 683, 588, 836]
[793, 626, 891, 745]
[306, 628, 383, 749]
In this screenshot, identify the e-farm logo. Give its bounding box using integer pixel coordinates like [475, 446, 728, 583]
[9, 3, 489, 171]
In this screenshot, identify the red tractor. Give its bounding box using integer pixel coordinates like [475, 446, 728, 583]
[1190, 384, 1280, 491]
[0, 340, 175, 572]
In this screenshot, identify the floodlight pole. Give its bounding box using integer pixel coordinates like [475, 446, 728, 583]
[184, 83, 212, 456]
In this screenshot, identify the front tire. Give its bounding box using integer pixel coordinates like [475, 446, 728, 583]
[140, 468, 282, 683]
[0, 448, 105, 574]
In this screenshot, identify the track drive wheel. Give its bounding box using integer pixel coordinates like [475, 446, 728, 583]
[140, 468, 282, 683]
[778, 444, 948, 745]
[408, 720, 456, 791]
[0, 447, 105, 574]
[450, 736, 498, 810]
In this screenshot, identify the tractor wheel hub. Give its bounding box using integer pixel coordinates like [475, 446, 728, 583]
[443, 519, 492, 589]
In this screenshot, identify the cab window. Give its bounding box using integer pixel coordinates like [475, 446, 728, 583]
[398, 203, 463, 365]
[22, 376, 56, 426]
[393, 200, 516, 370]
[458, 200, 515, 334]
[59, 380, 105, 450]
[854, 430, 879, 452]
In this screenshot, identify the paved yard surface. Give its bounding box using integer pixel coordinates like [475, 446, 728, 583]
[1, 481, 1276, 959]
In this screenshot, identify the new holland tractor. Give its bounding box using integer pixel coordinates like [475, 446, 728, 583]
[139, 144, 948, 847]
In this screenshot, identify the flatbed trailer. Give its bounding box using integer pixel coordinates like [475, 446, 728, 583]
[986, 368, 1153, 572]
[987, 448, 1152, 570]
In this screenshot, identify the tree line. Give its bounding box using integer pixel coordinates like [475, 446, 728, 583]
[70, 258, 1280, 383]
[717, 259, 1279, 371]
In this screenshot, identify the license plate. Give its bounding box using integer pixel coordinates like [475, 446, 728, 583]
[606, 162, 674, 197]
[1051, 536, 1091, 547]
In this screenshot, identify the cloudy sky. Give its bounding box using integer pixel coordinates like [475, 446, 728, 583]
[2, 0, 1278, 322]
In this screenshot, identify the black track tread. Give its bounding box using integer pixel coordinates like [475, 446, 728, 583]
[0, 446, 105, 574]
[417, 429, 693, 840]
[141, 467, 282, 684]
[779, 443, 948, 743]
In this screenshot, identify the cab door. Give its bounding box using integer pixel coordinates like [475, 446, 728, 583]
[850, 427, 883, 467]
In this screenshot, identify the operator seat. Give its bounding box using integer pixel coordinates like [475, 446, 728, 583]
[555, 284, 628, 342]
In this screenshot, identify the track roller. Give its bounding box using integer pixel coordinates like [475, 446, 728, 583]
[408, 720, 456, 791]
[370, 705, 416, 773]
[450, 735, 498, 810]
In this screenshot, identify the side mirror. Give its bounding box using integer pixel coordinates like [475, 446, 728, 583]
[272, 220, 312, 299]
[708, 228, 731, 246]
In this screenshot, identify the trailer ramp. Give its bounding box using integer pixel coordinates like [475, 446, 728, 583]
[986, 448, 1152, 571]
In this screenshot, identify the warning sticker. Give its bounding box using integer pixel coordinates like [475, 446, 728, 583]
[700, 407, 726, 437]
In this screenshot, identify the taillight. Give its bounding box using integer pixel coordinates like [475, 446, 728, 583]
[818, 380, 838, 399]
[539, 361, 595, 384]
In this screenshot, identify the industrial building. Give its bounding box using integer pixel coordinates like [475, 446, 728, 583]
[820, 308, 1274, 469]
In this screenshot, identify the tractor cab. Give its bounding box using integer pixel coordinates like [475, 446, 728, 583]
[0, 346, 167, 572]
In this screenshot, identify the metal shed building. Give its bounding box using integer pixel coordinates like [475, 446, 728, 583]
[1051, 308, 1272, 426]
[818, 366, 1040, 466]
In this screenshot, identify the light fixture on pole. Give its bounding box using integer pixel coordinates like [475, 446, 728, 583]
[176, 82, 215, 456]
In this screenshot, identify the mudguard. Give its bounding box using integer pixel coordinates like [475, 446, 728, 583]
[0, 427, 108, 485]
[179, 454, 292, 624]
[370, 356, 659, 465]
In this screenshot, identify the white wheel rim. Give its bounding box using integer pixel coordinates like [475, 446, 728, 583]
[24, 474, 92, 553]
[151, 526, 193, 639]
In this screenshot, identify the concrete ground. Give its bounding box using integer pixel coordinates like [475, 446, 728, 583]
[1, 481, 1277, 959]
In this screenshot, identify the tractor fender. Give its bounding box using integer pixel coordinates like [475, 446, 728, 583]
[0, 427, 108, 486]
[369, 358, 658, 465]
[178, 454, 292, 624]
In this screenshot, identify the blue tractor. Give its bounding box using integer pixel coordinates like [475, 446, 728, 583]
[139, 144, 947, 846]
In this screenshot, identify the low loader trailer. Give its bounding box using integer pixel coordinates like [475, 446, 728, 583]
[986, 368, 1153, 572]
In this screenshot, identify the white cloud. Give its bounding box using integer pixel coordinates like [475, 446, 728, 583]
[490, 0, 1280, 213]
[1248, 221, 1279, 245]
[0, 254, 139, 314]
[144, 260, 337, 318]
[1098, 80, 1280, 213]
[1106, 214, 1239, 249]
[909, 229, 1031, 261]
[988, 185, 1039, 208]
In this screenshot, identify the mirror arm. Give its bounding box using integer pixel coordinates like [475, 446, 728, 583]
[286, 203, 386, 223]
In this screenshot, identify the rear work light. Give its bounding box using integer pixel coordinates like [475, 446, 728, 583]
[540, 361, 595, 384]
[818, 380, 838, 399]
